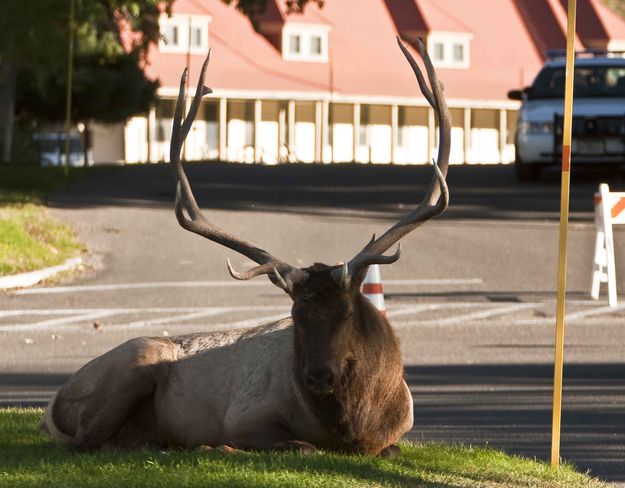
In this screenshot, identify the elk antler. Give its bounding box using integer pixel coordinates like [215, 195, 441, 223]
[332, 37, 451, 288]
[170, 51, 308, 293]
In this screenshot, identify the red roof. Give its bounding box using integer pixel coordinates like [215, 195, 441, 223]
[144, 0, 625, 102]
[413, 0, 473, 33]
[588, 0, 625, 44]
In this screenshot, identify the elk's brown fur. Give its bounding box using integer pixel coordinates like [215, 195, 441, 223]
[42, 37, 450, 456]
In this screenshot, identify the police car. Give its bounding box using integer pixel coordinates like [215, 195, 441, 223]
[508, 51, 625, 181]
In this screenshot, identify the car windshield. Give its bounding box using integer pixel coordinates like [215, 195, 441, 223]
[529, 65, 625, 99]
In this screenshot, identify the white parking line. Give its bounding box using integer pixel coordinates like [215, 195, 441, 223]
[0, 311, 117, 332]
[120, 308, 233, 328]
[0, 306, 289, 331]
[384, 279, 483, 286]
[11, 278, 483, 295]
[513, 303, 625, 325]
[2, 299, 623, 333]
[387, 302, 495, 319]
[395, 303, 537, 327]
[201, 313, 292, 331]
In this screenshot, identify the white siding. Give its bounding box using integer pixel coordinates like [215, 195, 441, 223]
[395, 106, 428, 164]
[259, 101, 280, 164]
[227, 101, 254, 162]
[468, 109, 500, 164]
[124, 117, 148, 163]
[92, 123, 124, 163]
[295, 102, 315, 162]
[330, 104, 353, 162]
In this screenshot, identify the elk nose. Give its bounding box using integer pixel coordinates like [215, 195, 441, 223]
[305, 368, 335, 393]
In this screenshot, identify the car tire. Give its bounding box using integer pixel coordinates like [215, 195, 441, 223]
[514, 157, 543, 182]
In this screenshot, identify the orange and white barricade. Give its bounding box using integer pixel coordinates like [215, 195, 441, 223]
[591, 183, 625, 307]
[362, 264, 386, 316]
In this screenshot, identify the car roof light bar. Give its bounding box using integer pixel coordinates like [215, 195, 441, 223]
[546, 48, 625, 60]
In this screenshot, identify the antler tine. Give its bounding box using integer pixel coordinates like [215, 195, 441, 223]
[170, 51, 308, 292]
[396, 36, 435, 108]
[226, 259, 290, 291]
[356, 243, 402, 270]
[332, 38, 451, 285]
[414, 38, 451, 204]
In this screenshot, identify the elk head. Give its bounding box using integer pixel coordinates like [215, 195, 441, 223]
[170, 38, 450, 396]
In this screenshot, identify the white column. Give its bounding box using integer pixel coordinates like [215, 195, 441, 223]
[321, 100, 329, 163]
[254, 99, 262, 163]
[353, 103, 360, 163]
[219, 98, 227, 161]
[147, 106, 156, 163]
[315, 100, 322, 162]
[464, 107, 471, 164]
[427, 106, 435, 163]
[278, 105, 286, 163]
[390, 104, 398, 164]
[288, 100, 295, 161]
[499, 108, 507, 163]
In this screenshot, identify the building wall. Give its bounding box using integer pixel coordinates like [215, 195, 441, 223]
[124, 117, 148, 163]
[469, 109, 500, 164]
[92, 123, 125, 163]
[395, 106, 428, 164]
[259, 100, 280, 163]
[330, 103, 354, 162]
[295, 102, 316, 163]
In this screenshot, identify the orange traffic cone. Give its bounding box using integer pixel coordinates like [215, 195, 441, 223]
[362, 264, 386, 316]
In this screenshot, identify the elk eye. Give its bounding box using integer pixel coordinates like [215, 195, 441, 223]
[334, 305, 353, 323]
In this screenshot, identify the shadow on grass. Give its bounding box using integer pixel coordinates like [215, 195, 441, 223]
[0, 433, 444, 488]
[0, 408, 603, 487]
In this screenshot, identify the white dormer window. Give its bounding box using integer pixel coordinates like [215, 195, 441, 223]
[310, 35, 322, 55]
[282, 23, 330, 62]
[159, 14, 211, 54]
[427, 32, 472, 69]
[289, 34, 301, 55]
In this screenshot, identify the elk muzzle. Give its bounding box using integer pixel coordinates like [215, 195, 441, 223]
[304, 365, 339, 394]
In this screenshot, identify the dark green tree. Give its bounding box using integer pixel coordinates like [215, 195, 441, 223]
[0, 0, 173, 163]
[223, 0, 322, 18]
[1, 0, 320, 163]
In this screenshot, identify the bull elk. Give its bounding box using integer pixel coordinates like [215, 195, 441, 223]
[42, 37, 450, 456]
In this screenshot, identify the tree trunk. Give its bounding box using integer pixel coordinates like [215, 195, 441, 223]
[0, 61, 17, 163]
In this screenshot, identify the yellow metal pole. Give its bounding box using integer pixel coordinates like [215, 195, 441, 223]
[63, 0, 76, 177]
[551, 0, 577, 467]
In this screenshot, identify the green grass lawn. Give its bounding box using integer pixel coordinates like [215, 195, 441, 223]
[0, 408, 606, 488]
[0, 165, 92, 277]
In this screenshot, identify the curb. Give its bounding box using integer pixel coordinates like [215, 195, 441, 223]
[0, 257, 83, 290]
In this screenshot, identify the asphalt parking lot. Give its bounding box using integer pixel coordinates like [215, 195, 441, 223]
[1, 162, 624, 483]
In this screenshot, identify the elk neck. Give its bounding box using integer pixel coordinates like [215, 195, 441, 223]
[291, 267, 405, 452]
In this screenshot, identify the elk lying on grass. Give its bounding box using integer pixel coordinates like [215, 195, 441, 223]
[42, 38, 451, 456]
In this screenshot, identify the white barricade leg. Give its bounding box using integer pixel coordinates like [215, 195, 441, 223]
[590, 230, 606, 300]
[600, 184, 618, 307]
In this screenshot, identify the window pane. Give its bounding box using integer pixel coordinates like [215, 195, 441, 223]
[434, 42, 444, 61]
[244, 102, 254, 146]
[453, 43, 464, 62]
[192, 26, 203, 48]
[310, 35, 322, 55]
[203, 102, 218, 121]
[397, 106, 406, 147]
[359, 106, 369, 146]
[289, 35, 301, 54]
[531, 66, 625, 99]
[163, 25, 179, 47]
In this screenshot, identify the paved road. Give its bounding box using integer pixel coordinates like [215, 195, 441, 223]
[1, 162, 624, 483]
